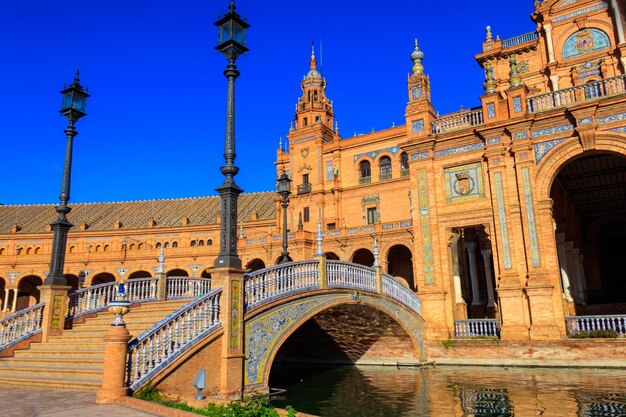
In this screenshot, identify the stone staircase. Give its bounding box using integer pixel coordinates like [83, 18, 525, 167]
[0, 299, 189, 391]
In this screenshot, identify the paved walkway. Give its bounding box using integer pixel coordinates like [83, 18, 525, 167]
[0, 387, 160, 417]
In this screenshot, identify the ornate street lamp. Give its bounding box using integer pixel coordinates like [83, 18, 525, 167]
[213, 0, 249, 269]
[276, 172, 292, 264]
[45, 71, 89, 286]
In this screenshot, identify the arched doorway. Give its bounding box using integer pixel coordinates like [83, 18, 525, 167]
[167, 269, 189, 277]
[550, 153, 626, 314]
[246, 258, 266, 272]
[324, 252, 340, 260]
[16, 275, 42, 310]
[352, 249, 374, 267]
[386, 245, 415, 290]
[0, 276, 6, 311]
[128, 270, 152, 279]
[91, 272, 116, 285]
[64, 274, 79, 292]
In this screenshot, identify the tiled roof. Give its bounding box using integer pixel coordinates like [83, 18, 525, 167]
[0, 192, 276, 234]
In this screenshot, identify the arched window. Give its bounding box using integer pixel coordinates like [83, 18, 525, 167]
[26, 247, 33, 255]
[129, 243, 136, 250]
[35, 247, 41, 254]
[359, 160, 371, 184]
[69, 246, 76, 253]
[156, 242, 162, 249]
[96, 245, 102, 252]
[164, 242, 170, 248]
[104, 245, 110, 252]
[379, 156, 392, 180]
[190, 240, 196, 247]
[198, 240, 205, 246]
[400, 152, 409, 176]
[0, 248, 5, 255]
[172, 241, 178, 248]
[207, 239, 213, 246]
[138, 243, 144, 250]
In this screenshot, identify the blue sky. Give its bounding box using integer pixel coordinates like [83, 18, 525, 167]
[1, 0, 536, 205]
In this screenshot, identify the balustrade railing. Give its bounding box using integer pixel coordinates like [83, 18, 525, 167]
[0, 302, 45, 350]
[565, 315, 626, 337]
[454, 319, 500, 338]
[167, 278, 211, 299]
[126, 288, 222, 390]
[527, 74, 626, 113]
[245, 261, 319, 311]
[382, 274, 422, 315]
[432, 108, 484, 134]
[501, 31, 539, 48]
[327, 260, 377, 292]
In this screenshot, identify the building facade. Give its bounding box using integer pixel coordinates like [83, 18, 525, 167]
[1, 0, 625, 341]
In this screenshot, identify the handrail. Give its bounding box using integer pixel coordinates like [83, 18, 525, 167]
[167, 277, 212, 300]
[245, 261, 319, 311]
[454, 319, 500, 338]
[565, 314, 626, 336]
[432, 108, 484, 134]
[126, 288, 223, 390]
[501, 31, 538, 48]
[527, 74, 626, 113]
[327, 260, 377, 292]
[382, 274, 422, 315]
[0, 302, 45, 350]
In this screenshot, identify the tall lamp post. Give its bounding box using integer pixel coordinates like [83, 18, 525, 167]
[45, 71, 89, 286]
[277, 172, 292, 263]
[213, 0, 249, 269]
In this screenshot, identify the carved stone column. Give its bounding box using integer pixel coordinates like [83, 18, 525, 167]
[543, 24, 555, 63]
[465, 241, 481, 306]
[564, 242, 582, 304]
[555, 233, 573, 302]
[481, 249, 496, 307]
[449, 231, 463, 304]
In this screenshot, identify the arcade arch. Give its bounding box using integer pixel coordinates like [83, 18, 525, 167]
[351, 248, 374, 267]
[245, 258, 266, 272]
[386, 244, 414, 290]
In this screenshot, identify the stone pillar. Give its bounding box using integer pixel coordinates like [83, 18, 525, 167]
[3, 290, 9, 312]
[449, 231, 467, 320]
[575, 252, 588, 304]
[317, 255, 328, 289]
[11, 289, 18, 312]
[555, 234, 573, 302]
[564, 242, 582, 304]
[212, 267, 245, 400]
[549, 75, 560, 92]
[544, 24, 555, 63]
[156, 272, 167, 301]
[96, 325, 131, 402]
[481, 249, 496, 307]
[465, 242, 481, 305]
[38, 285, 71, 342]
[611, 0, 625, 44]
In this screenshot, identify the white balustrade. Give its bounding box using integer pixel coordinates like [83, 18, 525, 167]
[432, 108, 484, 134]
[327, 260, 377, 292]
[244, 261, 319, 310]
[454, 319, 500, 338]
[167, 277, 212, 299]
[0, 302, 45, 350]
[382, 274, 422, 315]
[565, 315, 626, 336]
[527, 74, 626, 113]
[126, 288, 222, 390]
[501, 31, 539, 48]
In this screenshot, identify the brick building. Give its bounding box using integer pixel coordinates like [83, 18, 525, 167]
[1, 0, 625, 341]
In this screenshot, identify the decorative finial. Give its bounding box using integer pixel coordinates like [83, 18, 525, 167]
[335, 120, 339, 133]
[73, 69, 80, 84]
[373, 238, 380, 268]
[279, 136, 283, 151]
[309, 41, 317, 71]
[485, 26, 493, 42]
[290, 120, 294, 131]
[316, 222, 323, 257]
[509, 55, 523, 87]
[410, 38, 424, 75]
[230, 0, 235, 12]
[108, 282, 131, 326]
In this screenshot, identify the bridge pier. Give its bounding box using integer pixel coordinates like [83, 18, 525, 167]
[212, 267, 246, 399]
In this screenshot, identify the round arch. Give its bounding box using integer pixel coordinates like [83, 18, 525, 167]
[64, 274, 79, 292]
[166, 268, 190, 277]
[16, 274, 43, 310]
[385, 244, 415, 290]
[90, 272, 116, 285]
[245, 258, 266, 272]
[127, 270, 153, 279]
[200, 268, 212, 279]
[274, 255, 293, 265]
[244, 292, 424, 391]
[351, 248, 374, 267]
[324, 252, 340, 260]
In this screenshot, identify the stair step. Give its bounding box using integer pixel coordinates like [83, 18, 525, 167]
[0, 374, 101, 391]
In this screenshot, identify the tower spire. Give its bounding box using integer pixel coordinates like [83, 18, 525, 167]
[411, 38, 425, 75]
[310, 41, 317, 71]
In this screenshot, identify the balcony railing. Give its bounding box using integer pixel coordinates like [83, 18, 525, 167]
[527, 74, 626, 113]
[565, 314, 626, 337]
[432, 108, 484, 134]
[400, 168, 409, 177]
[379, 172, 392, 181]
[359, 176, 371, 184]
[454, 319, 500, 338]
[297, 183, 311, 194]
[501, 31, 539, 48]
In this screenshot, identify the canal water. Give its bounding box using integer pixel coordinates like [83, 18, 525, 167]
[270, 364, 626, 416]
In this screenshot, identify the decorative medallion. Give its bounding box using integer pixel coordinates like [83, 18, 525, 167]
[517, 59, 529, 73]
[301, 147, 309, 158]
[562, 28, 610, 59]
[444, 163, 484, 203]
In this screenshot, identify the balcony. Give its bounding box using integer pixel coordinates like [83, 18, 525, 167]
[297, 183, 311, 195]
[358, 176, 371, 185]
[379, 172, 392, 181]
[565, 314, 626, 337]
[527, 74, 626, 113]
[454, 319, 500, 338]
[501, 31, 539, 49]
[432, 107, 484, 134]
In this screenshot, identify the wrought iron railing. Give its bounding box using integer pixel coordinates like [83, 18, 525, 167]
[565, 315, 626, 337]
[379, 172, 392, 181]
[0, 302, 45, 350]
[327, 260, 377, 292]
[358, 176, 371, 184]
[527, 74, 626, 113]
[501, 31, 539, 48]
[432, 108, 484, 134]
[454, 319, 500, 338]
[126, 288, 222, 390]
[244, 261, 319, 311]
[297, 183, 311, 194]
[382, 274, 421, 315]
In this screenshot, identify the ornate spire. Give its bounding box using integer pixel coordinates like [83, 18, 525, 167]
[306, 42, 321, 79]
[508, 56, 523, 87]
[485, 26, 493, 42]
[411, 39, 425, 75]
[484, 63, 496, 93]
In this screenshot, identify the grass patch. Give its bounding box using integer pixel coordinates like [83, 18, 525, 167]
[441, 339, 454, 349]
[571, 330, 619, 339]
[134, 383, 296, 417]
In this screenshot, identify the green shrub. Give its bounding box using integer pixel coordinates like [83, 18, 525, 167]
[571, 330, 618, 338]
[441, 339, 454, 349]
[134, 383, 295, 417]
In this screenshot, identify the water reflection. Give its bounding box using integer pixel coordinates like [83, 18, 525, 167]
[270, 364, 626, 416]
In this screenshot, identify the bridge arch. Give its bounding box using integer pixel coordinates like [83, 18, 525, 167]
[244, 291, 424, 391]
